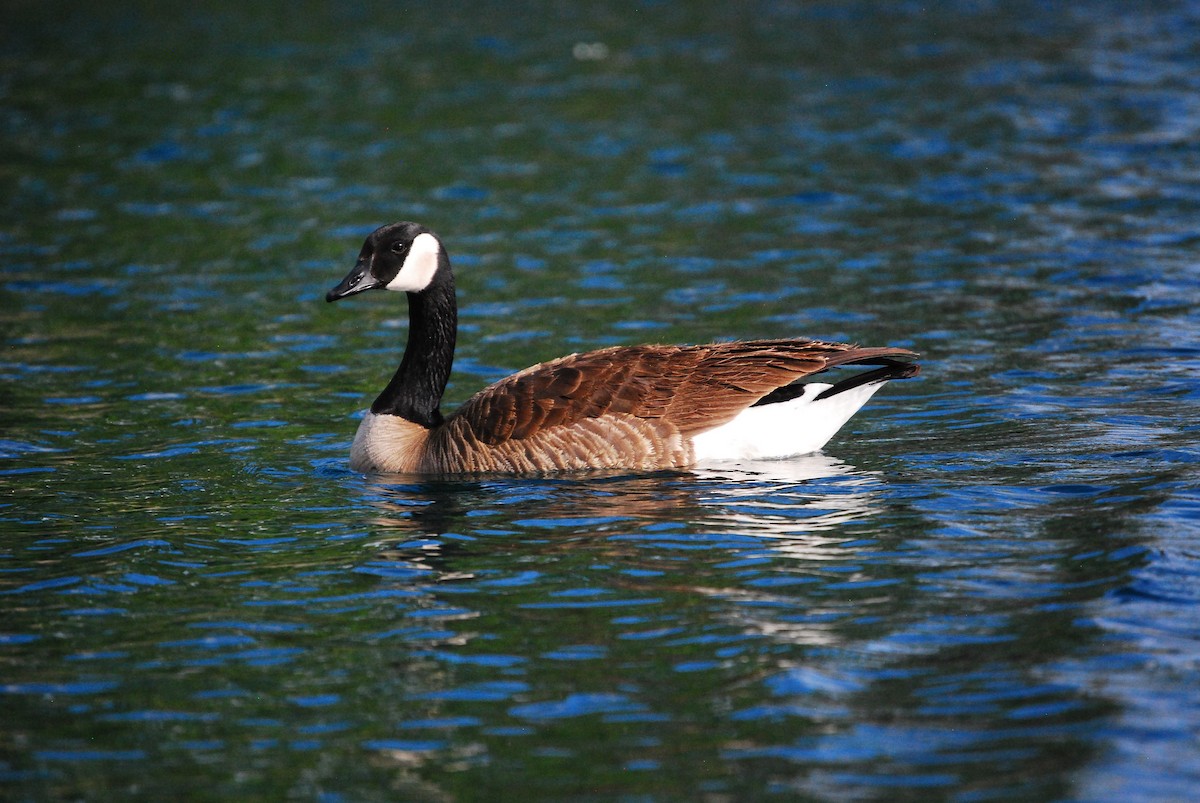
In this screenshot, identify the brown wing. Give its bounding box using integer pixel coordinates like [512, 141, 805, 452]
[444, 339, 918, 447]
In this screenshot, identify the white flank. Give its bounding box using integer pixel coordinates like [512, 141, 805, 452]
[691, 380, 889, 462]
[386, 232, 442, 293]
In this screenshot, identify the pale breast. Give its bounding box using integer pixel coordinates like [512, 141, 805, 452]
[349, 413, 430, 473]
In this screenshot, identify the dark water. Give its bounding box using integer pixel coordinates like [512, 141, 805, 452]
[4, 1, 1200, 800]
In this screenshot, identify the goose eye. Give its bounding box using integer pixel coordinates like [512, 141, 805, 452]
[391, 242, 407, 255]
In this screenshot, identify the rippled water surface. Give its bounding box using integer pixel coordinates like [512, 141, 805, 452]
[4, 1, 1200, 800]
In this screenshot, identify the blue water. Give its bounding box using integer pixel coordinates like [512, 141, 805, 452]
[3, 1, 1200, 800]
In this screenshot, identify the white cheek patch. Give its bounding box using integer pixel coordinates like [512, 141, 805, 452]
[385, 232, 441, 293]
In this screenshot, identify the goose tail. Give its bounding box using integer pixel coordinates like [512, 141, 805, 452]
[692, 360, 918, 462]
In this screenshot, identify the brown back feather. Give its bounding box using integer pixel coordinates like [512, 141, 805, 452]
[445, 339, 917, 448]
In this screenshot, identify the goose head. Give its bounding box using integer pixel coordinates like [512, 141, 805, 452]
[326, 222, 445, 302]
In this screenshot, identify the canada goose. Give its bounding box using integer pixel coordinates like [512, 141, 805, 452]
[326, 222, 919, 474]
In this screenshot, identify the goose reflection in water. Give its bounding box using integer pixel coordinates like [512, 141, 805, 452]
[355, 452, 885, 561]
[688, 454, 885, 546]
[350, 455, 898, 668]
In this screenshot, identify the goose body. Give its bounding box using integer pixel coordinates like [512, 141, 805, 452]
[326, 222, 919, 475]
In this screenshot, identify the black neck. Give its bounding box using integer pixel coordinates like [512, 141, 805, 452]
[370, 253, 456, 427]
